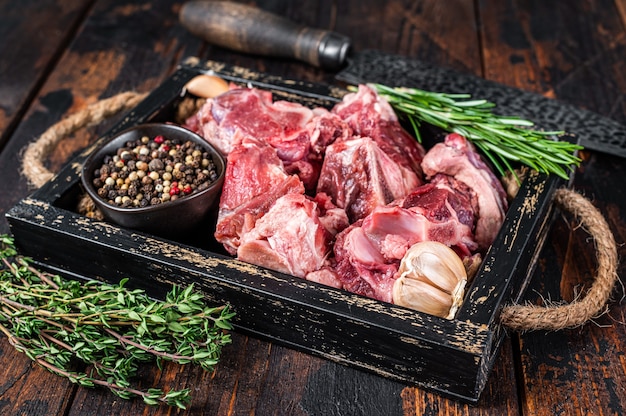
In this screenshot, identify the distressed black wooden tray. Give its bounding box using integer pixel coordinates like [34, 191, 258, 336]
[6, 57, 567, 403]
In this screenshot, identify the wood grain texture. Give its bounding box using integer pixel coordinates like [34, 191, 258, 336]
[0, 0, 624, 415]
[517, 153, 626, 416]
[0, 2, 97, 412]
[0, 0, 204, 236]
[0, 340, 76, 415]
[0, 0, 92, 151]
[400, 340, 521, 415]
[479, 0, 626, 414]
[0, 1, 204, 414]
[478, 0, 626, 120]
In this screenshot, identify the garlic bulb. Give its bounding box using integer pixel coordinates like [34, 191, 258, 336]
[393, 241, 467, 319]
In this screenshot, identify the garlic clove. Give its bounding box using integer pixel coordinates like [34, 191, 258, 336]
[393, 277, 454, 318]
[393, 241, 468, 319]
[184, 74, 230, 99]
[400, 251, 457, 294]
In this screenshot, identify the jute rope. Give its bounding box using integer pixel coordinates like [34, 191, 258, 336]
[500, 188, 619, 331]
[22, 91, 148, 188]
[20, 91, 620, 332]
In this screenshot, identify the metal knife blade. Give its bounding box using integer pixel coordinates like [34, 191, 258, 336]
[336, 50, 626, 158]
[179, 1, 626, 158]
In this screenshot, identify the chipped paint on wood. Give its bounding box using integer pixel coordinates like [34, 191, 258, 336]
[5, 60, 567, 404]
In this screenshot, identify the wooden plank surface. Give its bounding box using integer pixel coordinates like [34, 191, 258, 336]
[0, 0, 624, 415]
[479, 1, 626, 415]
[0, 2, 94, 414]
[0, 0, 92, 150]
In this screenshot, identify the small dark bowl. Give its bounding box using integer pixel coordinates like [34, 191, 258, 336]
[81, 123, 225, 240]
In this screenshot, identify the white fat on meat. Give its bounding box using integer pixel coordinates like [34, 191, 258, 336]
[332, 176, 478, 302]
[237, 193, 338, 279]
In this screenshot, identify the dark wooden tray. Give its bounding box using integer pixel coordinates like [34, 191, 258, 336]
[6, 57, 566, 403]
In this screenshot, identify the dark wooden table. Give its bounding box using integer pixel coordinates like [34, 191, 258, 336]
[1, 1, 625, 414]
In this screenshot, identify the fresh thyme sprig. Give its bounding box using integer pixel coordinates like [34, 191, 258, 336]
[0, 234, 234, 409]
[371, 83, 583, 179]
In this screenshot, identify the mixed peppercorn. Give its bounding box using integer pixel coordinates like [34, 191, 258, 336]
[91, 134, 219, 208]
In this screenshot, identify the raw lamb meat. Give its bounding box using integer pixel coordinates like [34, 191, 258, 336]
[283, 108, 352, 190]
[237, 193, 339, 278]
[186, 88, 351, 190]
[332, 84, 426, 175]
[214, 137, 304, 255]
[215, 138, 349, 263]
[316, 84, 426, 222]
[402, 174, 478, 240]
[311, 192, 351, 237]
[186, 87, 314, 156]
[331, 175, 478, 302]
[421, 133, 508, 249]
[317, 136, 423, 223]
[198, 82, 509, 311]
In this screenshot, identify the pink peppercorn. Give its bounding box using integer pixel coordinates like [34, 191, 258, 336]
[154, 135, 164, 144]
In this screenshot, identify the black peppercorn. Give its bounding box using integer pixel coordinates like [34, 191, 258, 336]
[91, 133, 219, 209]
[128, 185, 138, 198]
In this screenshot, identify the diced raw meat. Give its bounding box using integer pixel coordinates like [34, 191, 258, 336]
[284, 108, 352, 190]
[308, 108, 353, 155]
[421, 133, 508, 249]
[332, 84, 426, 175]
[311, 192, 350, 236]
[187, 87, 314, 156]
[333, 219, 400, 302]
[399, 175, 478, 257]
[215, 137, 304, 255]
[331, 176, 478, 302]
[237, 193, 332, 278]
[186, 88, 351, 191]
[317, 136, 423, 222]
[402, 174, 477, 233]
[194, 84, 509, 310]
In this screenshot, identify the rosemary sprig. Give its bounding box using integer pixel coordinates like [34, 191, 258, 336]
[0, 234, 234, 409]
[371, 83, 583, 179]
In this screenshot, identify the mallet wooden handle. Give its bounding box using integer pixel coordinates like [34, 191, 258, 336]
[179, 1, 351, 69]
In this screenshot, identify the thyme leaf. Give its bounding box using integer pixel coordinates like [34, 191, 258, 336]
[0, 235, 234, 409]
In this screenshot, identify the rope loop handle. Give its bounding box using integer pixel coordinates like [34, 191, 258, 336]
[500, 188, 619, 331]
[22, 91, 147, 188]
[21, 92, 620, 332]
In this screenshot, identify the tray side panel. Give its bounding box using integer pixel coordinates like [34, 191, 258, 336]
[7, 198, 492, 403]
